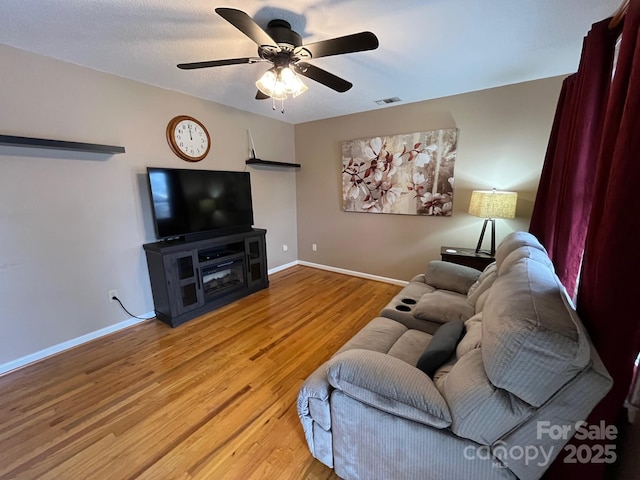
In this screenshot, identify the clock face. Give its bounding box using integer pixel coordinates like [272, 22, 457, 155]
[166, 116, 211, 162]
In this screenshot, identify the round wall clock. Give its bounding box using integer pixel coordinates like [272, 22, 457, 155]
[166, 115, 211, 162]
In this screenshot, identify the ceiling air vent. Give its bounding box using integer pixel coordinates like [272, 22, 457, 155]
[374, 97, 402, 105]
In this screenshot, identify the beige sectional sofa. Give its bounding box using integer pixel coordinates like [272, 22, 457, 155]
[297, 232, 612, 480]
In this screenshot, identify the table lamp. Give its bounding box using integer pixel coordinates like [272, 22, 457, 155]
[468, 189, 518, 256]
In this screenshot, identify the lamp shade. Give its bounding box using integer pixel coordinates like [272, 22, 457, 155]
[468, 190, 517, 219]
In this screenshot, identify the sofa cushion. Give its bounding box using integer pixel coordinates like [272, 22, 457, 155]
[326, 349, 452, 428]
[396, 278, 436, 299]
[335, 317, 408, 356]
[424, 260, 481, 294]
[482, 257, 591, 407]
[416, 320, 465, 377]
[466, 263, 496, 296]
[474, 289, 492, 313]
[456, 313, 483, 358]
[498, 245, 554, 275]
[466, 264, 497, 307]
[387, 329, 432, 365]
[494, 231, 546, 269]
[439, 348, 535, 444]
[432, 357, 457, 387]
[413, 290, 475, 323]
[433, 314, 483, 389]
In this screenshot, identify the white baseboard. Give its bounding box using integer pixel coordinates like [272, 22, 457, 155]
[2, 262, 403, 376]
[296, 261, 408, 286]
[0, 314, 153, 376]
[270, 260, 408, 286]
[267, 260, 299, 275]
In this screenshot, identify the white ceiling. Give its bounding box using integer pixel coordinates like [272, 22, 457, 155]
[0, 0, 621, 124]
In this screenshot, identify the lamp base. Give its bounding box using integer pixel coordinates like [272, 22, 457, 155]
[475, 218, 496, 256]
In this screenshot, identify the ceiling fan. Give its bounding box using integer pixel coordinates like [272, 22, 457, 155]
[177, 8, 379, 104]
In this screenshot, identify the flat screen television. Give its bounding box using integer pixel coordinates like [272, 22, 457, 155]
[146, 167, 254, 240]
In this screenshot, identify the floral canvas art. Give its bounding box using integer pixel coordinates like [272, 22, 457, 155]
[342, 129, 458, 216]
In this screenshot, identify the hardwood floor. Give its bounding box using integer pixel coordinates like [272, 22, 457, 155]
[0, 266, 401, 480]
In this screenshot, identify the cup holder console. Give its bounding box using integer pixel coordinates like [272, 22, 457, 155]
[395, 298, 417, 313]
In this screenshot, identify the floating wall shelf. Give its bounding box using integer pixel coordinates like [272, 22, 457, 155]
[245, 158, 300, 168]
[0, 134, 126, 154]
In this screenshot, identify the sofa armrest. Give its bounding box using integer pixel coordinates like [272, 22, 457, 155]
[297, 364, 335, 467]
[425, 260, 481, 294]
[326, 349, 452, 428]
[297, 364, 333, 430]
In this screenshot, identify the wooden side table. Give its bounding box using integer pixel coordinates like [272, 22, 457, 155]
[440, 246, 495, 271]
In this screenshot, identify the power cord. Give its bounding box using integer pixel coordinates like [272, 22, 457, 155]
[111, 295, 156, 320]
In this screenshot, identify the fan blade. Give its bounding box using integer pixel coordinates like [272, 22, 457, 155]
[255, 90, 270, 100]
[295, 32, 378, 59]
[177, 57, 261, 70]
[215, 8, 279, 48]
[294, 62, 352, 93]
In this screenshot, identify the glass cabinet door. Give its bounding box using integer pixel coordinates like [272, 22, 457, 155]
[245, 237, 266, 288]
[165, 252, 204, 315]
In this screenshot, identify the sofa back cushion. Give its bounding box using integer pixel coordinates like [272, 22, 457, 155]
[438, 348, 535, 444]
[481, 257, 591, 406]
[493, 231, 547, 268]
[424, 260, 481, 294]
[455, 313, 483, 358]
[497, 244, 554, 275]
[466, 263, 497, 308]
[413, 290, 475, 324]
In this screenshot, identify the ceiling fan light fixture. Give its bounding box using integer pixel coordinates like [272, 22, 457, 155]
[179, 8, 380, 108]
[280, 67, 308, 97]
[256, 68, 282, 99]
[255, 67, 307, 100]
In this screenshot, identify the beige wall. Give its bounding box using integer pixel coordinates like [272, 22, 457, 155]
[294, 76, 564, 280]
[0, 44, 297, 368]
[0, 41, 564, 369]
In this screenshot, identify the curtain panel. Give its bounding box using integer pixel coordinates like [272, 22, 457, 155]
[577, 0, 640, 432]
[533, 4, 640, 479]
[529, 19, 617, 297]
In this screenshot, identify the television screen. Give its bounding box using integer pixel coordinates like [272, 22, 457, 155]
[147, 167, 254, 240]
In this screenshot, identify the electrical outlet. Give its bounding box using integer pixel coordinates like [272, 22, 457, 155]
[282, 244, 288, 252]
[108, 289, 118, 303]
[312, 243, 317, 252]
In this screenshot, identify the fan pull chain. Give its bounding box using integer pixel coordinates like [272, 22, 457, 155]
[270, 96, 285, 113]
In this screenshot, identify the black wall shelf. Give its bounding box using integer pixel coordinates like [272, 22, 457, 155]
[0, 134, 126, 154]
[246, 158, 300, 168]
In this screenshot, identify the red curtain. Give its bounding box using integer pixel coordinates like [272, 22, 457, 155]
[531, 2, 640, 478]
[541, 2, 640, 479]
[529, 19, 617, 296]
[577, 0, 640, 449]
